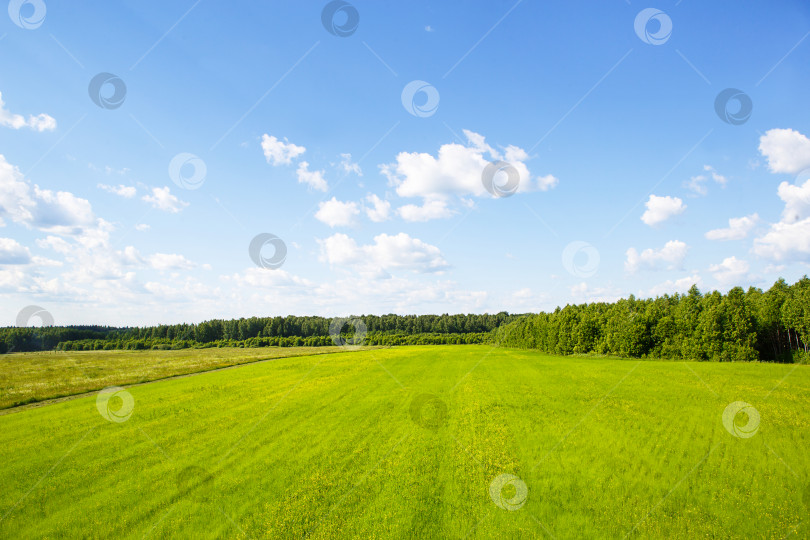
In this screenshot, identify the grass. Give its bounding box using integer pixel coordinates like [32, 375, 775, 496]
[0, 347, 355, 410]
[0, 345, 807, 538]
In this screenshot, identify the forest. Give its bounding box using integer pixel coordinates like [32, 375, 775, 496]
[495, 278, 809, 362]
[2, 277, 808, 362]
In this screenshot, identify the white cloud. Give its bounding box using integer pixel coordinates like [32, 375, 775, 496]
[364, 194, 390, 222]
[380, 130, 557, 220]
[759, 128, 810, 174]
[0, 195, 212, 320]
[705, 213, 759, 241]
[709, 256, 750, 286]
[29, 187, 95, 234]
[533, 174, 559, 191]
[684, 175, 708, 196]
[625, 240, 688, 273]
[704, 165, 727, 186]
[0, 91, 56, 132]
[684, 165, 727, 197]
[148, 253, 196, 271]
[398, 199, 456, 222]
[314, 197, 359, 227]
[98, 183, 136, 198]
[0, 154, 95, 234]
[30, 222, 143, 295]
[641, 195, 686, 226]
[120, 245, 142, 265]
[776, 178, 810, 224]
[318, 232, 449, 276]
[0, 237, 32, 264]
[753, 219, 810, 261]
[296, 161, 328, 192]
[142, 186, 188, 213]
[647, 274, 702, 297]
[752, 177, 810, 261]
[0, 267, 35, 293]
[340, 153, 362, 176]
[751, 134, 810, 261]
[135, 224, 150, 231]
[261, 134, 306, 166]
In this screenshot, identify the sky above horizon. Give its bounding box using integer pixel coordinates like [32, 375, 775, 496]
[2, 0, 810, 326]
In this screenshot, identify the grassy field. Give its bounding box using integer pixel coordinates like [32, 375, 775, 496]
[0, 347, 355, 410]
[0, 345, 808, 538]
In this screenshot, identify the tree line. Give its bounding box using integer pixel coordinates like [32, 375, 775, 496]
[0, 313, 517, 353]
[53, 332, 494, 351]
[495, 278, 809, 362]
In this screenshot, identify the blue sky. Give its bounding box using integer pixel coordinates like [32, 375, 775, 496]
[2, 0, 810, 325]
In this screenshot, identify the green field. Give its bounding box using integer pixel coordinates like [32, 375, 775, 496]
[0, 347, 355, 410]
[0, 345, 808, 538]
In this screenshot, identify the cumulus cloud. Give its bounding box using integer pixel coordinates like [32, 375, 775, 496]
[752, 176, 810, 260]
[0, 91, 56, 132]
[684, 165, 728, 196]
[709, 256, 750, 286]
[641, 195, 686, 226]
[398, 199, 456, 222]
[23, 220, 211, 316]
[776, 178, 810, 224]
[751, 130, 810, 261]
[296, 161, 328, 192]
[364, 194, 390, 222]
[704, 165, 728, 187]
[141, 186, 188, 213]
[625, 240, 688, 273]
[261, 134, 306, 166]
[318, 232, 449, 277]
[705, 213, 759, 241]
[98, 183, 136, 198]
[0, 177, 210, 317]
[684, 175, 708, 197]
[120, 245, 143, 265]
[380, 130, 557, 220]
[0, 154, 95, 234]
[339, 153, 362, 176]
[315, 197, 359, 227]
[32, 221, 140, 291]
[758, 128, 810, 174]
[0, 237, 32, 264]
[753, 219, 810, 261]
[28, 187, 95, 234]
